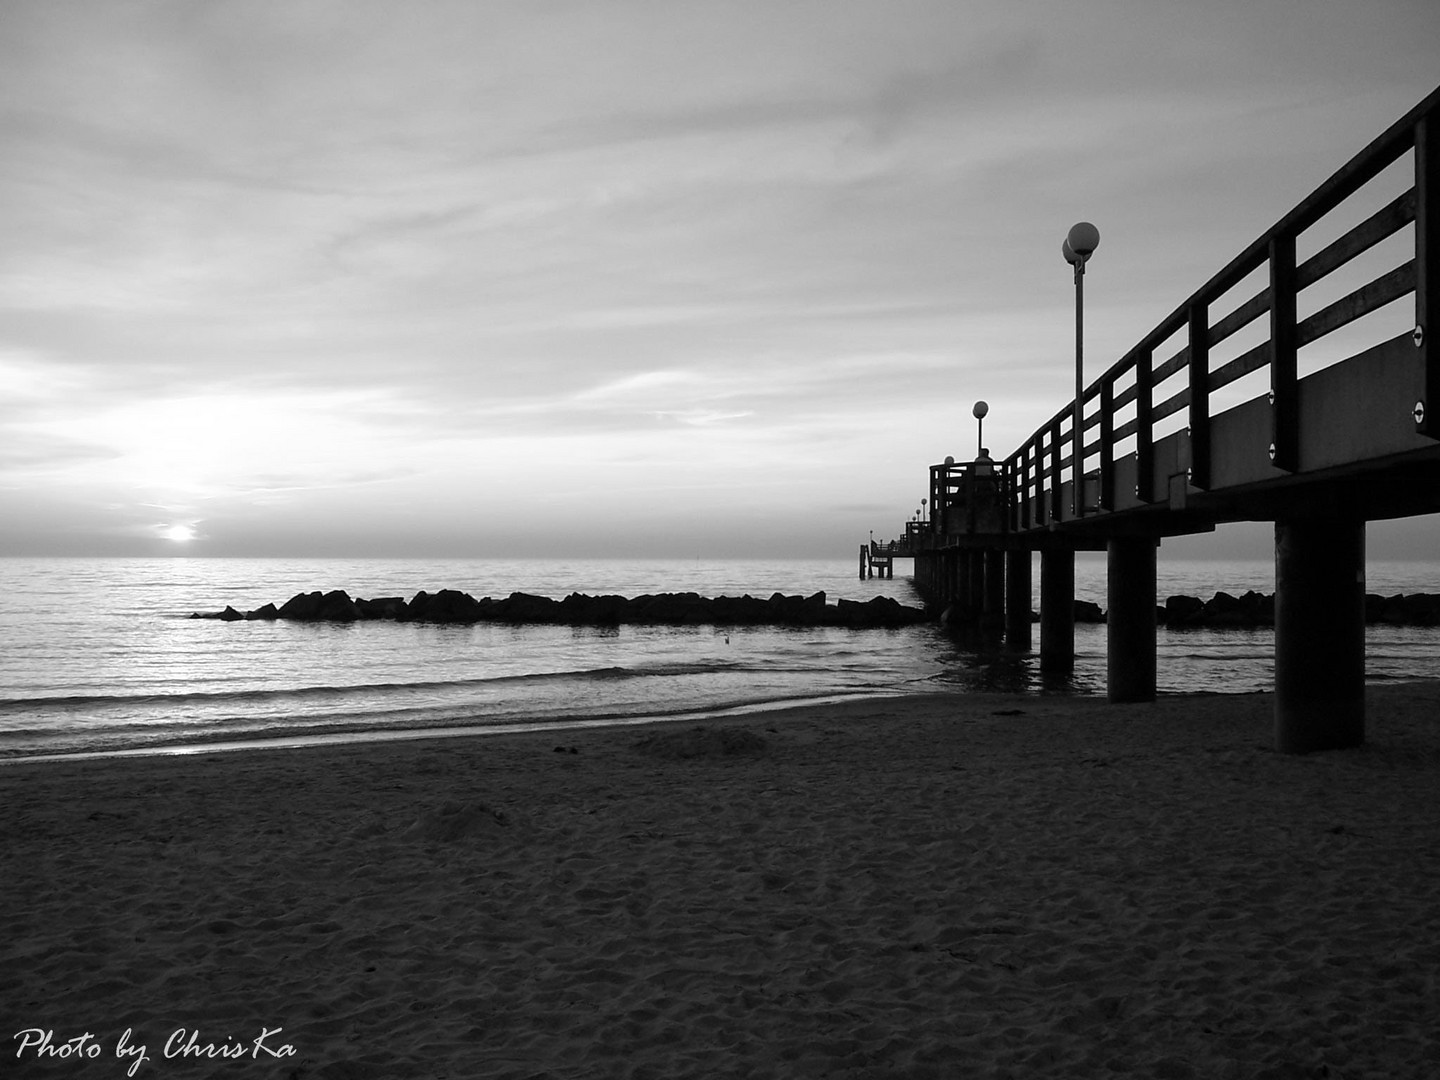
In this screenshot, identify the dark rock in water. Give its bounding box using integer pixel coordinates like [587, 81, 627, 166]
[1399, 593, 1440, 626]
[355, 596, 407, 620]
[277, 591, 325, 620]
[246, 603, 279, 621]
[1073, 599, 1105, 623]
[405, 588, 484, 623]
[558, 592, 626, 624]
[833, 595, 925, 628]
[190, 606, 245, 620]
[1165, 594, 1205, 626]
[633, 592, 706, 624]
[487, 591, 560, 622]
[317, 590, 361, 622]
[1238, 590, 1273, 626]
[1207, 590, 1240, 614]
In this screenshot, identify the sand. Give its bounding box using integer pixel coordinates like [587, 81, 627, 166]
[3, 684, 1439, 1079]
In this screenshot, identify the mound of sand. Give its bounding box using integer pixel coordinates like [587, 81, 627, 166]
[401, 801, 512, 843]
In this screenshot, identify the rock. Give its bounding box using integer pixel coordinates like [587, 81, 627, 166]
[632, 593, 706, 624]
[405, 589, 484, 623]
[1203, 591, 1241, 624]
[558, 593, 628, 624]
[355, 596, 407, 620]
[1237, 590, 1273, 626]
[245, 603, 279, 621]
[1074, 599, 1105, 623]
[316, 590, 361, 622]
[488, 592, 560, 622]
[277, 591, 325, 620]
[1401, 593, 1440, 626]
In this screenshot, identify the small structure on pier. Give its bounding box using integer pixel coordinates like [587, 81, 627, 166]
[859, 536, 912, 579]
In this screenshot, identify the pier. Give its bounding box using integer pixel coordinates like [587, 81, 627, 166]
[891, 84, 1440, 753]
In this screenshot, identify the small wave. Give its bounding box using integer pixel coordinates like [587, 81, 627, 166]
[0, 658, 750, 714]
[0, 688, 903, 762]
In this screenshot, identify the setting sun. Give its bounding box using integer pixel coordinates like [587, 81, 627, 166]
[162, 525, 196, 543]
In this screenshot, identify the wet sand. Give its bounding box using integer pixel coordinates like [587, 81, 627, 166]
[4, 683, 1439, 1078]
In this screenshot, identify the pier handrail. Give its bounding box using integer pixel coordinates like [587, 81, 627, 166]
[1003, 83, 1439, 529]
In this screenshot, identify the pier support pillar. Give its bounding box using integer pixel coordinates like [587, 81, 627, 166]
[1106, 536, 1157, 703]
[983, 549, 1006, 628]
[1005, 549, 1032, 651]
[950, 550, 970, 621]
[1275, 520, 1365, 753]
[1039, 547, 1075, 674]
[967, 551, 986, 623]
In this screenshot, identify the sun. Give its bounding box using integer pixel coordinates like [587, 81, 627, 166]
[162, 524, 196, 543]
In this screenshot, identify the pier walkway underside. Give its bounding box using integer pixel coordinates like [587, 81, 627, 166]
[906, 85, 1440, 753]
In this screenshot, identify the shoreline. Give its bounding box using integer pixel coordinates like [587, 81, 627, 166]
[5, 683, 1439, 1077]
[5, 672, 1437, 767]
[0, 689, 917, 766]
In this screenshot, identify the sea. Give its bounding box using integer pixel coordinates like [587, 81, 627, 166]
[2, 556, 1438, 762]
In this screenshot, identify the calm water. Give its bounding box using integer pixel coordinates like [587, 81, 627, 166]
[1, 556, 1437, 760]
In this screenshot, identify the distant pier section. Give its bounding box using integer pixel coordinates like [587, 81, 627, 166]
[858, 534, 916, 579]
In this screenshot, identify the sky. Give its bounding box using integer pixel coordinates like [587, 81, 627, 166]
[2, 0, 1438, 559]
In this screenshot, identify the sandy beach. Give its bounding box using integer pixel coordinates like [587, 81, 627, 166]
[4, 684, 1439, 1079]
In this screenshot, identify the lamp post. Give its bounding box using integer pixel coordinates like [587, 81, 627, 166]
[972, 400, 988, 457]
[1062, 221, 1099, 516]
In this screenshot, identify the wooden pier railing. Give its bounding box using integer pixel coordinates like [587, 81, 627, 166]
[996, 83, 1438, 534]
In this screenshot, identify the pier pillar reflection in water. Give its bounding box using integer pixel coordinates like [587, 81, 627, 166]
[1274, 519, 1366, 753]
[1106, 536, 1157, 702]
[1039, 547, 1075, 674]
[1005, 549, 1032, 651]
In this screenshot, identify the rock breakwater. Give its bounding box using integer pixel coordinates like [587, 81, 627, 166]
[190, 589, 930, 629]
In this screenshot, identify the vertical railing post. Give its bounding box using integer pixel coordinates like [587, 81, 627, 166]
[1270, 232, 1299, 471]
[930, 465, 943, 535]
[1020, 445, 1033, 530]
[1049, 416, 1064, 522]
[1035, 437, 1047, 526]
[1418, 113, 1439, 440]
[1135, 348, 1154, 503]
[1187, 301, 1212, 490]
[1099, 376, 1115, 511]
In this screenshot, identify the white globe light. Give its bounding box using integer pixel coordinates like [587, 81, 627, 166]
[972, 400, 989, 419]
[1067, 221, 1100, 257]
